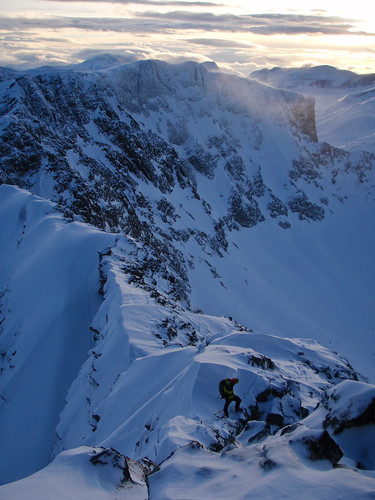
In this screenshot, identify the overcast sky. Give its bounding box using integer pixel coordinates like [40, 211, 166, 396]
[0, 0, 374, 75]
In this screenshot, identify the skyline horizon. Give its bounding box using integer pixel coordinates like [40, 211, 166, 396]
[0, 0, 374, 77]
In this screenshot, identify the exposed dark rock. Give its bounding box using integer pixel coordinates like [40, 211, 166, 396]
[251, 170, 266, 197]
[280, 423, 301, 436]
[289, 95, 318, 142]
[247, 354, 275, 370]
[248, 426, 270, 443]
[155, 315, 202, 347]
[188, 146, 217, 179]
[267, 194, 289, 218]
[90, 447, 158, 487]
[260, 457, 278, 471]
[258, 445, 279, 471]
[324, 398, 375, 435]
[266, 413, 284, 428]
[229, 193, 265, 228]
[300, 430, 343, 466]
[288, 193, 325, 221]
[225, 155, 245, 180]
[256, 386, 288, 403]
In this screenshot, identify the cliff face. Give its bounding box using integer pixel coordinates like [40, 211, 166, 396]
[1, 59, 372, 241]
[2, 60, 367, 232]
[0, 58, 374, 318]
[250, 65, 375, 152]
[0, 58, 373, 318]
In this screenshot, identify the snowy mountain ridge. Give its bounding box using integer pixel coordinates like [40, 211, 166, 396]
[0, 57, 375, 498]
[250, 65, 375, 152]
[1, 58, 373, 323]
[0, 185, 374, 499]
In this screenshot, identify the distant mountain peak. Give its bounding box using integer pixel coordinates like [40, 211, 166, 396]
[73, 52, 139, 71]
[201, 60, 221, 71]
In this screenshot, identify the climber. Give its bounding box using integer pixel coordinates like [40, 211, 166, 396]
[219, 378, 242, 417]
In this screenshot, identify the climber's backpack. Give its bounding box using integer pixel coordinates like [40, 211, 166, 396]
[219, 379, 226, 399]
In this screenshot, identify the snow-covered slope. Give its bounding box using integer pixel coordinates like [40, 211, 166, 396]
[0, 58, 374, 497]
[149, 380, 375, 500]
[0, 185, 114, 483]
[0, 59, 373, 375]
[250, 65, 375, 152]
[0, 185, 374, 499]
[0, 446, 156, 500]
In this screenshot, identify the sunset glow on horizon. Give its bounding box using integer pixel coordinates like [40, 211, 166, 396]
[0, 0, 374, 75]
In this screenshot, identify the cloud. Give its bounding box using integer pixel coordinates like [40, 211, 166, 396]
[0, 7, 374, 75]
[0, 11, 372, 37]
[73, 47, 149, 62]
[186, 38, 254, 48]
[135, 10, 372, 36]
[40, 0, 221, 5]
[0, 16, 144, 33]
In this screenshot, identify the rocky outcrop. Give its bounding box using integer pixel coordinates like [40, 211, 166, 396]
[90, 446, 158, 488]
